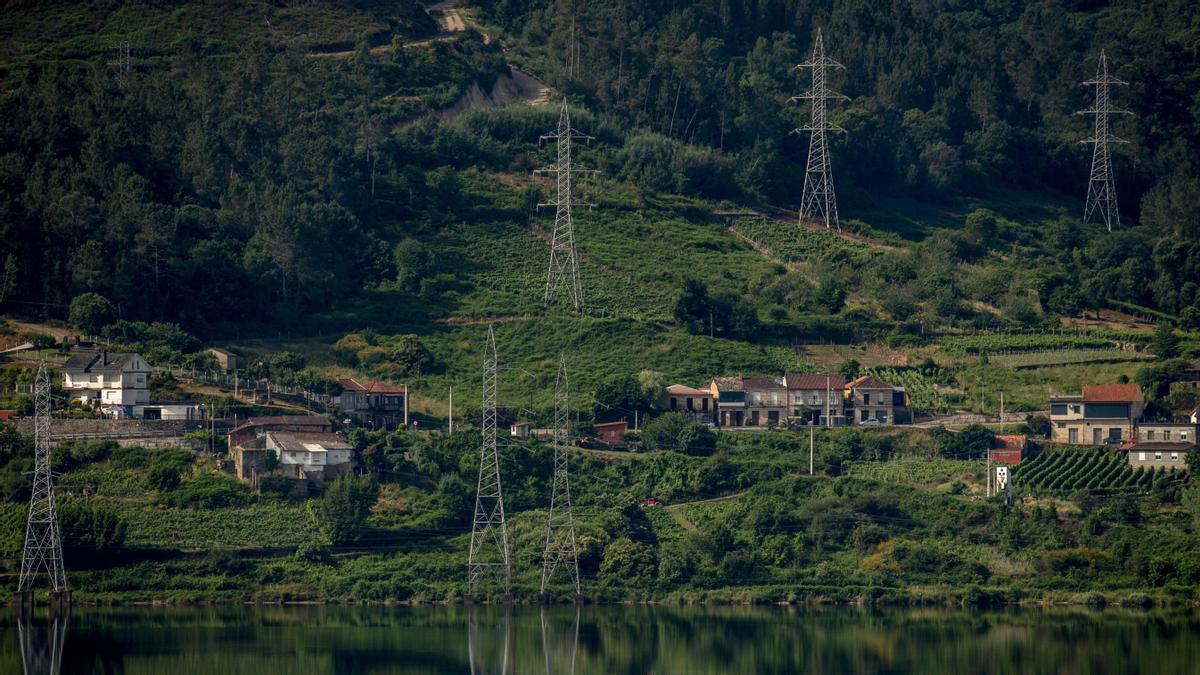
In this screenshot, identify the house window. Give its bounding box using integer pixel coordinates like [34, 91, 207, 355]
[1056, 422, 1066, 429]
[702, 399, 708, 411]
[1146, 430, 1156, 440]
[1171, 453, 1179, 460]
[1182, 432, 1189, 441]
[863, 393, 871, 405]
[1163, 430, 1170, 441]
[1155, 452, 1162, 460]
[686, 398, 694, 411]
[860, 410, 868, 421]
[1138, 452, 1146, 461]
[1108, 428, 1122, 441]
[1072, 405, 1081, 414]
[1069, 428, 1078, 443]
[670, 398, 678, 410]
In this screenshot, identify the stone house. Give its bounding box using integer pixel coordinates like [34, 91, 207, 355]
[846, 375, 896, 425]
[663, 384, 714, 423]
[1049, 383, 1144, 445]
[783, 373, 847, 426]
[1122, 420, 1196, 470]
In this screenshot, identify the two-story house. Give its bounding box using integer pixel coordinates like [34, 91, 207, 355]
[1049, 383, 1144, 445]
[229, 416, 353, 490]
[846, 375, 896, 425]
[663, 384, 714, 423]
[63, 352, 151, 408]
[783, 373, 847, 426]
[336, 377, 408, 429]
[742, 377, 788, 427]
[1123, 420, 1196, 470]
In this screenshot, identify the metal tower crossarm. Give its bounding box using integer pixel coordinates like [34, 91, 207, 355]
[792, 29, 848, 231]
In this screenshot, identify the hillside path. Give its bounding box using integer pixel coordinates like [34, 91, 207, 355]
[663, 491, 745, 532]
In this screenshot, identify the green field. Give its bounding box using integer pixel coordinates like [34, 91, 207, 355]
[1011, 449, 1180, 495]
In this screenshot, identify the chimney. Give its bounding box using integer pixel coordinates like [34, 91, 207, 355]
[102, 351, 108, 366]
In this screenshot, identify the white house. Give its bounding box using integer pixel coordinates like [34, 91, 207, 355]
[62, 352, 151, 407]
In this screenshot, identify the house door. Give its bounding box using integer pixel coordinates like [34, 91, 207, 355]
[1068, 428, 1078, 444]
[1092, 428, 1102, 444]
[750, 411, 760, 426]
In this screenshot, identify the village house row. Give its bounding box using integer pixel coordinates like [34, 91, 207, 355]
[664, 373, 913, 428]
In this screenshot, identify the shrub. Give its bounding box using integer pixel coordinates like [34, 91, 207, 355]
[316, 475, 380, 545]
[163, 473, 253, 509]
[599, 537, 657, 585]
[641, 412, 716, 455]
[147, 465, 181, 492]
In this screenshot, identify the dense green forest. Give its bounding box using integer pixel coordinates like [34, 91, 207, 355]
[2, 0, 1199, 342]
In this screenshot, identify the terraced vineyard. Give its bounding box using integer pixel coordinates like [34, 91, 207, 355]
[988, 349, 1153, 368]
[866, 366, 954, 413]
[1010, 449, 1178, 495]
[938, 333, 1119, 355]
[731, 217, 874, 266]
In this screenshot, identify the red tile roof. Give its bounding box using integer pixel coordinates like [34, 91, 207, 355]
[847, 375, 893, 390]
[0, 410, 17, 422]
[1081, 383, 1143, 403]
[666, 384, 711, 396]
[337, 377, 405, 394]
[994, 435, 1028, 452]
[785, 373, 846, 390]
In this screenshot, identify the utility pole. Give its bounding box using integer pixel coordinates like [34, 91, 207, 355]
[403, 384, 409, 429]
[537, 103, 595, 312]
[448, 386, 454, 435]
[1078, 49, 1130, 232]
[467, 325, 511, 602]
[17, 362, 68, 613]
[540, 355, 581, 602]
[987, 444, 993, 498]
[809, 423, 814, 475]
[792, 29, 848, 231]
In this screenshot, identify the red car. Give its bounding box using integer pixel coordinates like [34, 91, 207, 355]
[639, 497, 662, 507]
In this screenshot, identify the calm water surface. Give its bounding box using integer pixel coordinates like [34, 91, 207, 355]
[3, 604, 1199, 674]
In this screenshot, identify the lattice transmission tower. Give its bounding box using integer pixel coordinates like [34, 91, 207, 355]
[1078, 49, 1130, 232]
[537, 103, 595, 313]
[792, 29, 848, 231]
[112, 42, 132, 88]
[467, 325, 511, 601]
[18, 362, 67, 600]
[540, 355, 581, 601]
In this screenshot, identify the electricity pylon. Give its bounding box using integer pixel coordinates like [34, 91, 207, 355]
[1078, 49, 1130, 232]
[112, 42, 131, 88]
[540, 355, 581, 601]
[537, 103, 595, 313]
[18, 362, 68, 602]
[792, 29, 848, 231]
[467, 325, 511, 601]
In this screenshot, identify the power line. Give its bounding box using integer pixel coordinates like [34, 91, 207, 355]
[792, 28, 848, 231]
[1077, 49, 1130, 232]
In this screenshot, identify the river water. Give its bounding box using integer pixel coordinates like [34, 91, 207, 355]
[3, 604, 1198, 674]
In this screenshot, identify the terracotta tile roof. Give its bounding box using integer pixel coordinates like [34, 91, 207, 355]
[784, 373, 845, 390]
[847, 375, 893, 389]
[666, 384, 710, 396]
[0, 410, 16, 421]
[742, 376, 785, 390]
[994, 434, 1028, 452]
[1081, 383, 1143, 403]
[337, 377, 405, 394]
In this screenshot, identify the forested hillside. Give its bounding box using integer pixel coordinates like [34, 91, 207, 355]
[1, 0, 1199, 395]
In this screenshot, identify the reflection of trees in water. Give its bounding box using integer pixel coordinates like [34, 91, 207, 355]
[18, 614, 67, 675]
